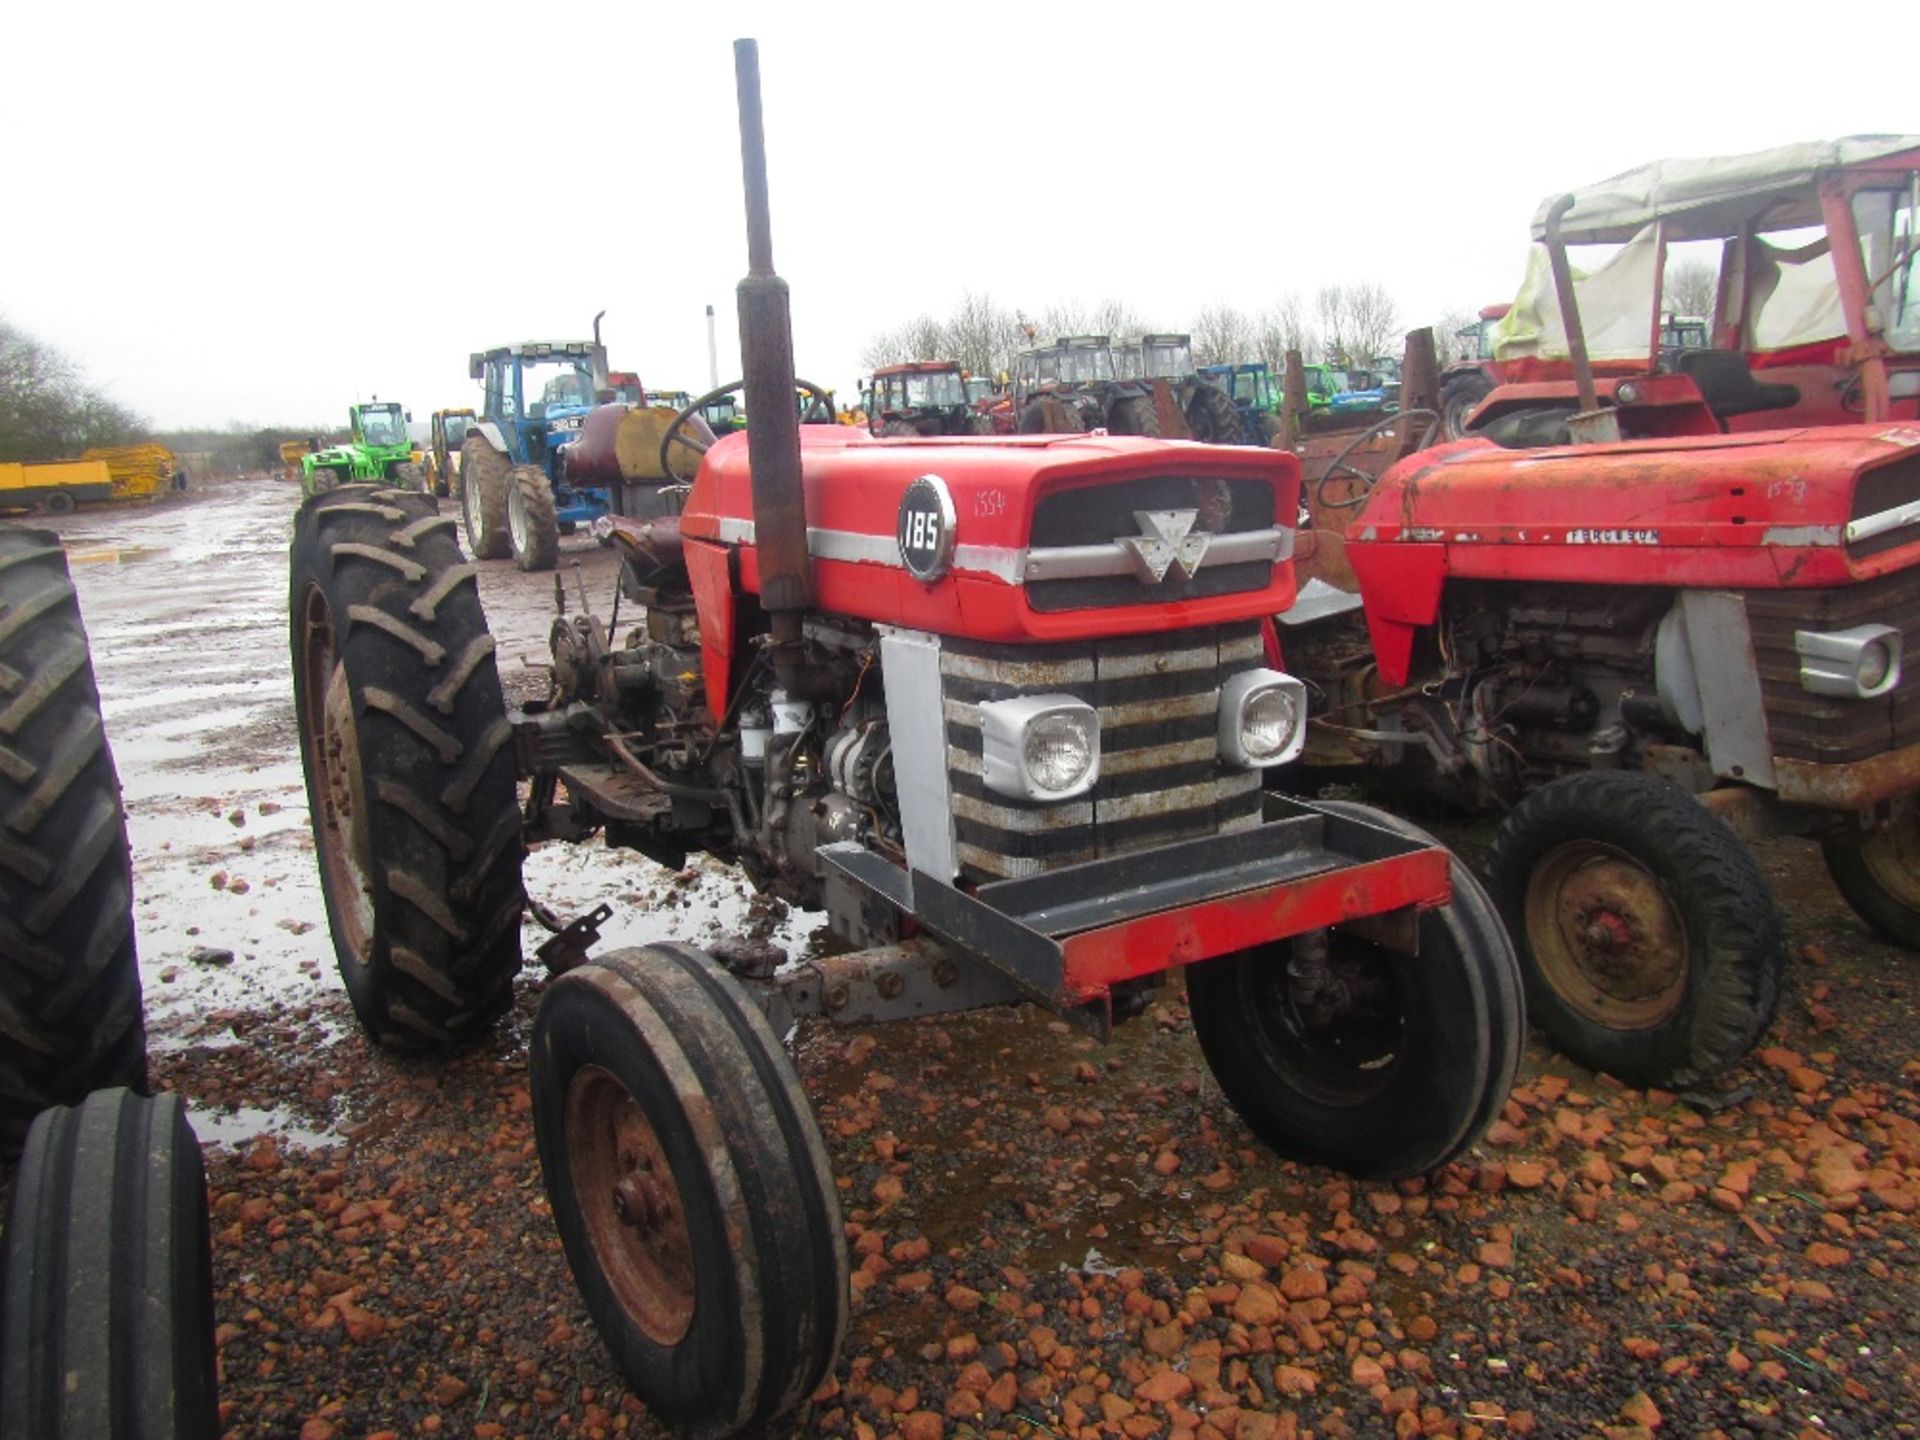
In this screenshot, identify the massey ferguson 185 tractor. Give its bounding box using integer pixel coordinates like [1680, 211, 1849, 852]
[1282, 137, 1920, 1091]
[289, 41, 1521, 1439]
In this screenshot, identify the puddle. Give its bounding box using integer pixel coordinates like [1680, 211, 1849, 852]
[187, 1102, 341, 1152]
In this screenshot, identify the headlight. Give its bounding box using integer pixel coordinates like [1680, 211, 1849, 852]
[590, 515, 615, 539]
[1220, 669, 1308, 767]
[979, 695, 1099, 800]
[1795, 623, 1902, 699]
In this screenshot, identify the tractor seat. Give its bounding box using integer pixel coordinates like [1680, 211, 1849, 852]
[1675, 350, 1800, 422]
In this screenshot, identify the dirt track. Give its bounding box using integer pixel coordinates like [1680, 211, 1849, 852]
[30, 479, 1920, 1438]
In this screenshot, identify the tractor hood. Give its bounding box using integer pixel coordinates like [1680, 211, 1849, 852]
[1348, 423, 1920, 593]
[678, 426, 1301, 645]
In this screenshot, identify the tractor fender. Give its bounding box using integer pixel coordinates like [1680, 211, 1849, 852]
[471, 421, 511, 456]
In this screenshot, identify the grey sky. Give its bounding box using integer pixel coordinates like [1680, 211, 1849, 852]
[3, 2, 1877, 431]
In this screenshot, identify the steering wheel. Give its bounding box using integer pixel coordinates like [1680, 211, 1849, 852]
[1311, 409, 1441, 512]
[658, 378, 837, 482]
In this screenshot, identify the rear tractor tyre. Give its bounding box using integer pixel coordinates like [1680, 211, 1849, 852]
[392, 460, 429, 493]
[1822, 799, 1920, 949]
[1016, 397, 1085, 434]
[1489, 770, 1784, 1088]
[1108, 395, 1162, 437]
[0, 529, 146, 1154]
[459, 434, 512, 560]
[2, 1088, 219, 1440]
[1440, 372, 1493, 439]
[1186, 383, 1247, 444]
[1187, 802, 1523, 1180]
[290, 485, 525, 1048]
[507, 465, 560, 572]
[533, 945, 849, 1439]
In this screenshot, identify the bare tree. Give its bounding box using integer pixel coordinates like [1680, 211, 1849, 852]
[1664, 258, 1718, 320]
[1315, 286, 1351, 363]
[1190, 303, 1254, 367]
[1255, 294, 1315, 370]
[1342, 281, 1402, 365]
[0, 316, 145, 463]
[1432, 307, 1482, 364]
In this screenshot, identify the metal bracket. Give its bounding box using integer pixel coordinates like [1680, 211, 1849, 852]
[534, 902, 613, 975]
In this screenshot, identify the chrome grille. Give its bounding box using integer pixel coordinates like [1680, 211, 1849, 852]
[940, 624, 1264, 880]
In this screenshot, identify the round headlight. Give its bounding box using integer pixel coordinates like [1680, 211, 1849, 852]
[1616, 381, 1642, 405]
[1024, 713, 1094, 794]
[1241, 686, 1301, 762]
[1857, 638, 1894, 692]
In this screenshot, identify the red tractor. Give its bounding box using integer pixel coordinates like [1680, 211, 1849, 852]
[866, 359, 995, 436]
[1453, 136, 1920, 446]
[288, 41, 1520, 1439]
[1282, 136, 1920, 1092]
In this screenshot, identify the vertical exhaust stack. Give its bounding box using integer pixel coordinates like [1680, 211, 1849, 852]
[733, 38, 812, 644]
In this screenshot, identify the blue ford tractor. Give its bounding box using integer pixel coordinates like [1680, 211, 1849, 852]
[459, 321, 617, 571]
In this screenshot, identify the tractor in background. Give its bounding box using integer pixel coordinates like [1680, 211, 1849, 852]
[1278, 135, 1920, 1092]
[422, 408, 475, 497]
[1015, 334, 1246, 441]
[1201, 361, 1284, 441]
[865, 360, 994, 436]
[459, 325, 617, 571]
[301, 400, 424, 496]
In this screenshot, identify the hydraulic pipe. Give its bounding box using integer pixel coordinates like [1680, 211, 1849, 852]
[733, 38, 811, 635]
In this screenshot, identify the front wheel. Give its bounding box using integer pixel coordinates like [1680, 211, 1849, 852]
[1823, 800, 1920, 948]
[459, 434, 511, 559]
[1489, 771, 1785, 1088]
[1187, 803, 1523, 1180]
[533, 945, 849, 1439]
[1186, 383, 1247, 444]
[290, 486, 524, 1047]
[506, 465, 560, 572]
[1, 1089, 219, 1440]
[1108, 395, 1161, 437]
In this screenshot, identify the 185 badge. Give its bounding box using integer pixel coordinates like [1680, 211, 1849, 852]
[896, 474, 956, 582]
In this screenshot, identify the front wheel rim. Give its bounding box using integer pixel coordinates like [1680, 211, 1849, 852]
[298, 585, 375, 965]
[565, 1064, 698, 1346]
[1526, 839, 1687, 1028]
[1855, 801, 1920, 911]
[508, 480, 529, 554]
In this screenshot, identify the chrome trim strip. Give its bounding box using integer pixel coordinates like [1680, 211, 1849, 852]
[709, 517, 1291, 586]
[1845, 499, 1920, 544]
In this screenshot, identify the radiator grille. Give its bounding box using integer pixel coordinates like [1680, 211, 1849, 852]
[1027, 476, 1276, 611]
[1746, 568, 1920, 765]
[940, 624, 1265, 880]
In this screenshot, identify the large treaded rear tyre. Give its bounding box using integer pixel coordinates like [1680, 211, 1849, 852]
[533, 945, 849, 1439]
[1, 1088, 218, 1440]
[1186, 383, 1247, 444]
[1488, 771, 1784, 1088]
[0, 529, 146, 1153]
[1108, 395, 1162, 437]
[507, 465, 560, 572]
[1441, 372, 1493, 439]
[290, 486, 525, 1047]
[392, 459, 429, 493]
[459, 435, 511, 560]
[1187, 802, 1522, 1179]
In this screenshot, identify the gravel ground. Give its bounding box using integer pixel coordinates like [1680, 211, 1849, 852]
[24, 479, 1920, 1438]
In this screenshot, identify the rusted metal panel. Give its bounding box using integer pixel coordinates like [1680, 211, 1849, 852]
[1774, 738, 1920, 810]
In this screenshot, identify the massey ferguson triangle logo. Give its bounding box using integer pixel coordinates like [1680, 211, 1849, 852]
[1122, 509, 1210, 583]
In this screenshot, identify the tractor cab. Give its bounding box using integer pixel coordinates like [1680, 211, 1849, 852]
[866, 361, 987, 437]
[352, 402, 409, 451]
[1466, 135, 1920, 445]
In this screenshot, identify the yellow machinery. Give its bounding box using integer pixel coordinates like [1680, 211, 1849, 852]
[425, 409, 476, 497]
[279, 440, 312, 483]
[0, 460, 115, 515]
[80, 444, 184, 501]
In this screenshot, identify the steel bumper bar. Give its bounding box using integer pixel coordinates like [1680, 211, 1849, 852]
[818, 795, 1451, 1037]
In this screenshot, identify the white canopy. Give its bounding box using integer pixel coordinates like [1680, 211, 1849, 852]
[1532, 136, 1920, 245]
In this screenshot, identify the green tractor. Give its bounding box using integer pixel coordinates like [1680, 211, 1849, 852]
[301, 400, 426, 497]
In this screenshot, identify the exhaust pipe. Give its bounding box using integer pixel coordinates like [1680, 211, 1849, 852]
[1543, 194, 1619, 443]
[733, 37, 812, 635]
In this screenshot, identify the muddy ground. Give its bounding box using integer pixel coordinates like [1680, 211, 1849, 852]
[27, 477, 1920, 1438]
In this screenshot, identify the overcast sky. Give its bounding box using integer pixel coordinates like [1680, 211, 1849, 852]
[2, 2, 1889, 431]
